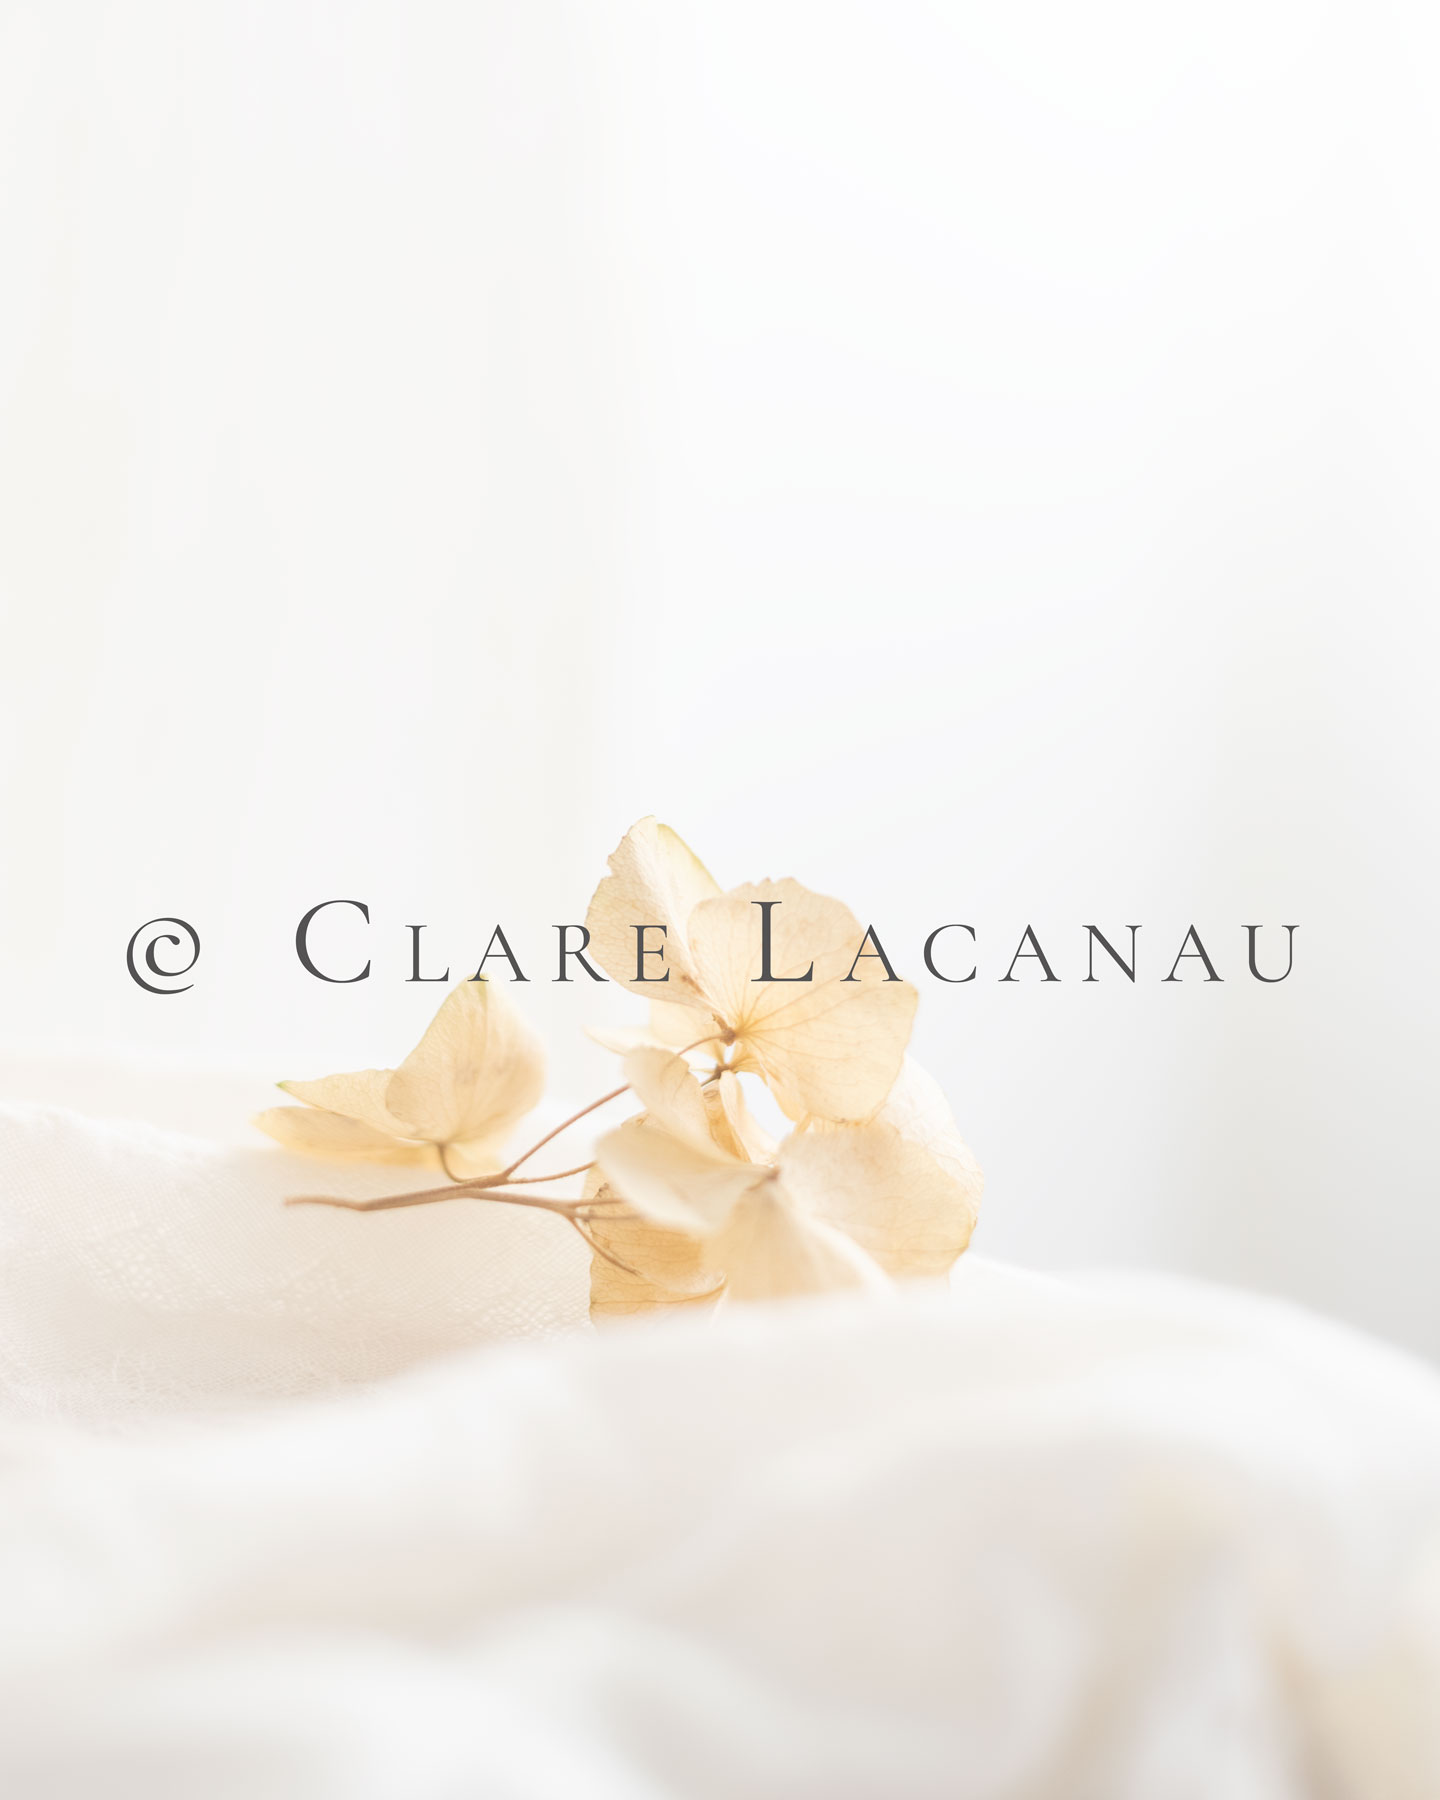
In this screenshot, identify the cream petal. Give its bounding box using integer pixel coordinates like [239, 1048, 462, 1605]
[874, 1057, 987, 1189]
[648, 998, 728, 1053]
[687, 880, 918, 1122]
[710, 1181, 890, 1301]
[586, 1180, 726, 1320]
[595, 1115, 769, 1235]
[279, 1069, 413, 1138]
[252, 1106, 440, 1167]
[778, 1059, 983, 1278]
[386, 979, 545, 1149]
[621, 1047, 722, 1154]
[713, 1070, 778, 1164]
[583, 817, 721, 1001]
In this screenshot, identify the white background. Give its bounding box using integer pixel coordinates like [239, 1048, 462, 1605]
[2, 2, 1437, 1353]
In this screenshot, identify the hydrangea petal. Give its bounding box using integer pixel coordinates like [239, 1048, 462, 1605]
[386, 979, 545, 1150]
[687, 880, 918, 1122]
[710, 1184, 890, 1301]
[252, 1106, 439, 1167]
[586, 1173, 725, 1320]
[279, 1069, 413, 1139]
[596, 1115, 766, 1235]
[779, 1059, 983, 1277]
[584, 817, 721, 1000]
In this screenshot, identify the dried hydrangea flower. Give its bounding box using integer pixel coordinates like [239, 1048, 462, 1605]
[586, 817, 918, 1124]
[254, 978, 545, 1179]
[591, 1046, 983, 1313]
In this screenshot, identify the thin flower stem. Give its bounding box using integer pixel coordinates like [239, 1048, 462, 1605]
[288, 1187, 582, 1217]
[486, 1034, 724, 1184]
[286, 1183, 646, 1278]
[287, 1047, 726, 1255]
[303, 1174, 488, 1209]
[568, 1216, 642, 1277]
[499, 1162, 594, 1186]
[502, 1084, 630, 1177]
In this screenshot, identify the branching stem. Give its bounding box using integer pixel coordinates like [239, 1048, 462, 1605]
[502, 1084, 630, 1177]
[498, 1162, 595, 1186]
[285, 1053, 715, 1274]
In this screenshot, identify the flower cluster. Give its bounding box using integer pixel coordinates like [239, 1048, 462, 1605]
[257, 819, 983, 1318]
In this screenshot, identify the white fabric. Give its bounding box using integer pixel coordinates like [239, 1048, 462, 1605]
[0, 1103, 589, 1423]
[0, 1101, 1438, 1797]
